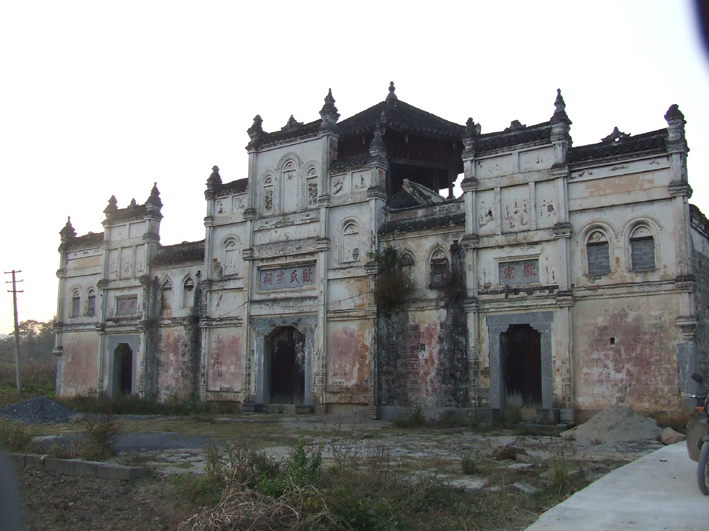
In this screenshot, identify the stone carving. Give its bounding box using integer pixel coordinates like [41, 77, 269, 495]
[332, 177, 344, 195]
[540, 198, 555, 218]
[308, 181, 318, 206]
[504, 199, 529, 230]
[479, 201, 495, 227]
[264, 189, 273, 212]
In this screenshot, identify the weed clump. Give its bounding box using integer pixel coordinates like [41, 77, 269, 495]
[79, 413, 122, 461]
[394, 407, 427, 429]
[0, 418, 34, 452]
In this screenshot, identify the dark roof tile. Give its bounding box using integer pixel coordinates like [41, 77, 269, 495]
[339, 100, 465, 139]
[379, 212, 465, 235]
[568, 129, 667, 164]
[152, 240, 205, 266]
[64, 232, 104, 251]
[475, 122, 552, 154]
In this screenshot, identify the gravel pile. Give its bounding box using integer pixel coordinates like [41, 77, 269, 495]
[0, 396, 79, 425]
[562, 405, 661, 445]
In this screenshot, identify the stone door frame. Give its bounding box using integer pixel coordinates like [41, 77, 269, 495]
[487, 311, 553, 409]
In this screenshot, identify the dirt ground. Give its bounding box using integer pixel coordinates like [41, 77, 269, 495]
[17, 468, 180, 531]
[14, 412, 667, 531]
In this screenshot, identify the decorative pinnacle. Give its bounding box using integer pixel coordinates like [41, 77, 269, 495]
[60, 216, 76, 241]
[386, 81, 398, 102]
[103, 195, 118, 217]
[206, 165, 222, 190]
[321, 88, 338, 115]
[465, 117, 481, 137]
[147, 182, 162, 208]
[551, 88, 571, 125]
[665, 104, 685, 124]
[247, 115, 263, 138]
[369, 128, 386, 153]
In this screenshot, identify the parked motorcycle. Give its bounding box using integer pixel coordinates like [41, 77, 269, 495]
[687, 373, 709, 494]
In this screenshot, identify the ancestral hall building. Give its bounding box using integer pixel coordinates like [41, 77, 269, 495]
[54, 84, 709, 422]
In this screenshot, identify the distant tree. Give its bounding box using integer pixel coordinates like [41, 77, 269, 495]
[0, 318, 55, 364]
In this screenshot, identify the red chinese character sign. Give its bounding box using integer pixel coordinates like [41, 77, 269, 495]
[498, 260, 539, 286]
[260, 265, 315, 290]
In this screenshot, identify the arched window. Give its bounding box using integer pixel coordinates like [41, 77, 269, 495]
[183, 277, 195, 308]
[401, 251, 415, 285]
[87, 289, 96, 317]
[263, 177, 274, 214]
[342, 221, 360, 263]
[586, 230, 611, 276]
[630, 226, 655, 272]
[71, 290, 80, 318]
[161, 279, 173, 316]
[429, 249, 449, 289]
[223, 239, 239, 275]
[306, 167, 318, 207]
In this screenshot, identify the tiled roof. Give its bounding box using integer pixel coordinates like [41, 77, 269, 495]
[338, 100, 465, 140]
[380, 211, 465, 235]
[215, 178, 248, 196]
[568, 129, 667, 164]
[152, 240, 205, 266]
[64, 232, 104, 251]
[257, 119, 322, 147]
[107, 204, 151, 223]
[475, 122, 552, 154]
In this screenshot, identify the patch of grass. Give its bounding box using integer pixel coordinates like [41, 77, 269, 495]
[394, 407, 427, 429]
[0, 418, 35, 452]
[59, 390, 217, 416]
[461, 452, 479, 475]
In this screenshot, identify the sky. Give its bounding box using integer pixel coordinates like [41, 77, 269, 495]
[1, 0, 708, 335]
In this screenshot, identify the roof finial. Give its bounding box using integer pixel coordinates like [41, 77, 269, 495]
[146, 182, 162, 209]
[386, 81, 398, 102]
[60, 216, 76, 242]
[465, 117, 481, 137]
[103, 195, 118, 218]
[207, 165, 222, 189]
[319, 88, 340, 132]
[551, 88, 571, 125]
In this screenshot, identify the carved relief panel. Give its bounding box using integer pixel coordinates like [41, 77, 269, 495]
[535, 180, 557, 229]
[119, 247, 134, 279]
[501, 185, 530, 232]
[476, 190, 496, 235]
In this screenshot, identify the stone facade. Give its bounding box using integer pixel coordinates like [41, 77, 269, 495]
[53, 84, 708, 421]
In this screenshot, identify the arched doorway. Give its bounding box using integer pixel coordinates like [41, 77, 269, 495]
[114, 343, 133, 396]
[265, 327, 305, 404]
[500, 324, 542, 407]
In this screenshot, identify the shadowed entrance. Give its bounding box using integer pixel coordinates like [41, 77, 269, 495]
[114, 343, 133, 396]
[266, 327, 305, 404]
[500, 324, 542, 407]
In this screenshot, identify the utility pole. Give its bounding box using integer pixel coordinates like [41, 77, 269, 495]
[5, 270, 23, 392]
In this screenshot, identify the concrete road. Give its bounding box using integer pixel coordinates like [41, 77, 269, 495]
[526, 442, 707, 531]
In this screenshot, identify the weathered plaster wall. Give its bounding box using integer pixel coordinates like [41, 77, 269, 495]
[207, 329, 243, 394]
[326, 320, 371, 403]
[573, 295, 682, 412]
[60, 332, 99, 396]
[156, 327, 199, 401]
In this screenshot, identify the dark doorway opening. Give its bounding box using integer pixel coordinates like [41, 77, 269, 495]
[500, 324, 542, 407]
[266, 327, 305, 405]
[114, 343, 133, 396]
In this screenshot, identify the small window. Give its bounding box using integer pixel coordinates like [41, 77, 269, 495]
[429, 249, 449, 289]
[263, 177, 274, 214]
[401, 251, 415, 283]
[183, 277, 195, 309]
[223, 239, 238, 275]
[161, 279, 173, 315]
[342, 221, 360, 263]
[71, 290, 80, 318]
[587, 231, 611, 276]
[631, 227, 655, 272]
[87, 289, 96, 317]
[306, 168, 318, 207]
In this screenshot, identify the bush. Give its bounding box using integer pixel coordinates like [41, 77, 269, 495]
[461, 453, 479, 475]
[79, 413, 122, 461]
[0, 418, 34, 452]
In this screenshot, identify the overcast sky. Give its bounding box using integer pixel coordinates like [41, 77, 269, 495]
[1, 0, 708, 335]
